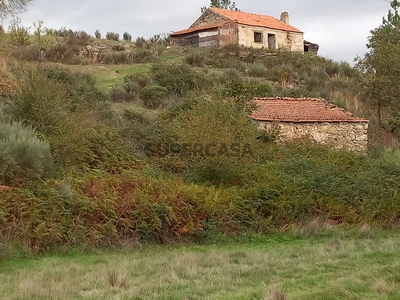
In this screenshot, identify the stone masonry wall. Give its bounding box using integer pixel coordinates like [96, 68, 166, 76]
[190, 10, 227, 28]
[257, 121, 369, 152]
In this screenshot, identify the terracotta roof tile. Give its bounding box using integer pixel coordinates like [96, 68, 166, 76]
[210, 7, 303, 33]
[251, 97, 368, 123]
[170, 21, 230, 36]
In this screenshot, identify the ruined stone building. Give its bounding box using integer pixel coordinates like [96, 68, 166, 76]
[251, 97, 368, 152]
[170, 7, 305, 52]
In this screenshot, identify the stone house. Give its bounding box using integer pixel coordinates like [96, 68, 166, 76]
[170, 7, 304, 52]
[251, 97, 369, 152]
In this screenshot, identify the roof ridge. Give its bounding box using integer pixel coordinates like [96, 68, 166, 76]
[210, 7, 276, 20]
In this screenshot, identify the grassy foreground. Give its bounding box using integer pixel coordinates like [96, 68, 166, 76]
[1, 228, 400, 300]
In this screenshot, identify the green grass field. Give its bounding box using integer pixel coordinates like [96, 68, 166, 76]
[1, 228, 399, 300]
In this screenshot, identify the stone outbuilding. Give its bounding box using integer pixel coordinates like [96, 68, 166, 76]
[251, 97, 369, 152]
[170, 7, 304, 52]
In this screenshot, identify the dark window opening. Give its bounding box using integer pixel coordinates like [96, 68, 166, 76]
[254, 32, 262, 43]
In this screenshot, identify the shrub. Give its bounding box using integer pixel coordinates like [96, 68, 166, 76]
[129, 48, 158, 63]
[162, 97, 260, 184]
[103, 52, 128, 64]
[44, 66, 105, 112]
[124, 73, 151, 88]
[139, 85, 169, 109]
[123, 32, 132, 42]
[135, 37, 146, 48]
[111, 44, 125, 51]
[106, 31, 119, 41]
[185, 50, 206, 67]
[110, 86, 130, 103]
[109, 82, 139, 103]
[223, 68, 241, 79]
[94, 29, 101, 39]
[247, 63, 269, 77]
[0, 118, 53, 184]
[223, 59, 247, 72]
[151, 63, 211, 96]
[7, 20, 30, 59]
[5, 66, 126, 171]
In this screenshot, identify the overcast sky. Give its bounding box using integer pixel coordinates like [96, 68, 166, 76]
[9, 0, 393, 64]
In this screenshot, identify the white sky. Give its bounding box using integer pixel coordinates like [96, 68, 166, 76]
[9, 0, 394, 64]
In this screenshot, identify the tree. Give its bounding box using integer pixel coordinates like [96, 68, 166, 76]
[0, 0, 33, 19]
[201, 0, 238, 13]
[355, 0, 400, 133]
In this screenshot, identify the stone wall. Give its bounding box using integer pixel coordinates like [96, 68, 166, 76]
[257, 121, 369, 152]
[237, 25, 303, 51]
[190, 10, 227, 28]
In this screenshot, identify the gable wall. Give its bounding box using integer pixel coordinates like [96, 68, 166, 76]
[190, 10, 227, 28]
[238, 24, 303, 51]
[257, 121, 368, 152]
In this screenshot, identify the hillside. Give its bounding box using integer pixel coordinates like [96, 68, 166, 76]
[1, 26, 400, 254]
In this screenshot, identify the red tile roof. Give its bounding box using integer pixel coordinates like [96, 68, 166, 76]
[210, 7, 303, 33]
[170, 21, 231, 36]
[251, 97, 368, 123]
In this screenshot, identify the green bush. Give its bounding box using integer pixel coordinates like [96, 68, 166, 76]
[0, 118, 53, 184]
[44, 66, 105, 112]
[163, 97, 260, 184]
[247, 63, 269, 77]
[6, 66, 130, 172]
[139, 85, 169, 109]
[222, 59, 247, 72]
[151, 63, 211, 96]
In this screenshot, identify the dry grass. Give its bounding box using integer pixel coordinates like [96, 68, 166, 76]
[1, 229, 400, 299]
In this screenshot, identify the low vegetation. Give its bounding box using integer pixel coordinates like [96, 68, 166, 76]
[1, 229, 400, 299]
[0, 3, 399, 263]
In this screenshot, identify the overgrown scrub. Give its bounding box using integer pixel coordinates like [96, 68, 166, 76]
[1, 141, 400, 252]
[5, 65, 132, 172]
[145, 97, 262, 184]
[0, 171, 211, 250]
